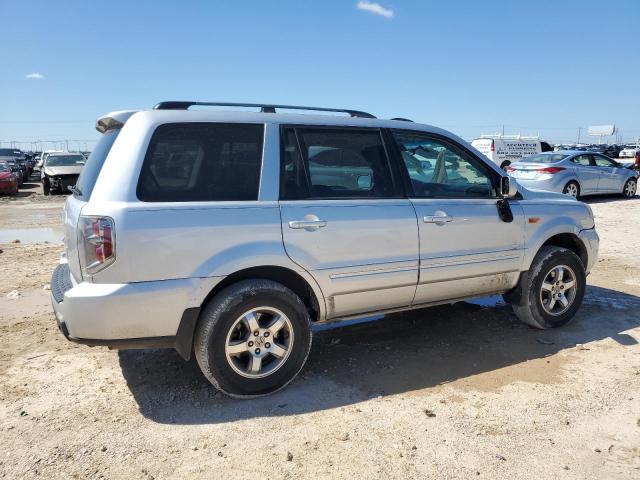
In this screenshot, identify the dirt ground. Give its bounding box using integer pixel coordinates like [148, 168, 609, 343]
[1, 175, 639, 479]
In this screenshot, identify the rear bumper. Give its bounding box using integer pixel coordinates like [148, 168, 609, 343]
[579, 228, 599, 274]
[50, 263, 210, 359]
[515, 175, 566, 194]
[0, 182, 18, 193]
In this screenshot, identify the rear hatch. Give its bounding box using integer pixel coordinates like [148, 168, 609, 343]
[63, 112, 135, 282]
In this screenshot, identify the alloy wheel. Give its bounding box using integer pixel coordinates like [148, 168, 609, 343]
[624, 179, 637, 198]
[564, 183, 579, 198]
[224, 307, 294, 379]
[539, 265, 578, 316]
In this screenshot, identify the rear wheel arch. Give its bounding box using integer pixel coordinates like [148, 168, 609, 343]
[200, 266, 323, 323]
[176, 266, 324, 362]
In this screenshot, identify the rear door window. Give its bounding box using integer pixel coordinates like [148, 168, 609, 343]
[280, 127, 396, 199]
[137, 123, 264, 202]
[571, 154, 593, 166]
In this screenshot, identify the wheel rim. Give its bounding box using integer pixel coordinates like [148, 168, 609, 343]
[624, 179, 637, 197]
[224, 307, 294, 379]
[564, 183, 578, 197]
[539, 265, 578, 316]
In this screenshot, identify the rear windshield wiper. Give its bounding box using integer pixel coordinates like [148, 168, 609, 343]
[68, 185, 82, 196]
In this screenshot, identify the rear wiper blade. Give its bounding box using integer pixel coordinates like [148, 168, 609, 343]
[68, 185, 82, 196]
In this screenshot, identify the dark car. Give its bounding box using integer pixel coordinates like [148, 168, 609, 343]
[604, 145, 622, 158]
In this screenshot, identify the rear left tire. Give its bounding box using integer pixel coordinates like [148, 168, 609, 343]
[194, 279, 312, 398]
[563, 181, 580, 198]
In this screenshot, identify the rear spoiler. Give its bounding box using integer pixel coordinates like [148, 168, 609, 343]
[95, 110, 138, 133]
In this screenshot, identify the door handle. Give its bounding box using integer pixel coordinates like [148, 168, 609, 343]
[423, 212, 453, 225]
[289, 215, 327, 231]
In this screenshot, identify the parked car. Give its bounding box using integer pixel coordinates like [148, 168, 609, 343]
[507, 151, 638, 198]
[471, 135, 553, 170]
[37, 150, 63, 170]
[604, 145, 622, 158]
[619, 144, 640, 159]
[0, 148, 24, 184]
[50, 101, 599, 397]
[0, 161, 19, 195]
[40, 152, 86, 195]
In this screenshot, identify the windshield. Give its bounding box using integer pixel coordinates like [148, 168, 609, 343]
[520, 153, 568, 164]
[45, 155, 86, 167]
[75, 129, 120, 200]
[0, 163, 9, 172]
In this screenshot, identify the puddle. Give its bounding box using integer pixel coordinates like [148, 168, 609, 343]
[0, 228, 64, 244]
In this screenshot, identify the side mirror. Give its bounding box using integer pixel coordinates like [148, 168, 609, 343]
[500, 176, 518, 198]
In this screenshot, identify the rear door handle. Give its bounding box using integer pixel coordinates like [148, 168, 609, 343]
[423, 212, 453, 225]
[289, 215, 327, 231]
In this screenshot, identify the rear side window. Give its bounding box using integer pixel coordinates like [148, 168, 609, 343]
[280, 127, 395, 200]
[75, 129, 120, 200]
[138, 123, 264, 202]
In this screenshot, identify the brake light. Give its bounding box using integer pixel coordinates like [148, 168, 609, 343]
[506, 166, 516, 172]
[490, 141, 494, 153]
[536, 167, 566, 174]
[78, 216, 115, 275]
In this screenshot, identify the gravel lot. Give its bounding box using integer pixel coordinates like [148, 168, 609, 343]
[1, 176, 639, 479]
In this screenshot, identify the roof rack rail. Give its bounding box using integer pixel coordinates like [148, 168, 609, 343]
[153, 101, 376, 119]
[390, 117, 413, 122]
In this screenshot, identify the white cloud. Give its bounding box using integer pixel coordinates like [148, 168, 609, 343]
[25, 72, 45, 80]
[356, 1, 394, 18]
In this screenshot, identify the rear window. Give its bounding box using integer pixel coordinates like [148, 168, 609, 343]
[137, 123, 264, 202]
[520, 153, 568, 164]
[74, 129, 120, 200]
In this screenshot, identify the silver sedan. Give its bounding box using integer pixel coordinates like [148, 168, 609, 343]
[507, 151, 638, 198]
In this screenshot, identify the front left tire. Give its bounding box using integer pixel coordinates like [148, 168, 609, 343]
[506, 246, 586, 329]
[194, 279, 312, 398]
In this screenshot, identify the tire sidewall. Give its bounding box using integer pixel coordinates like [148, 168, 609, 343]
[527, 248, 586, 328]
[195, 281, 312, 397]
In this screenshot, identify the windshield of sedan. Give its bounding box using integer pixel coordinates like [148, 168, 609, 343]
[0, 163, 9, 172]
[45, 155, 86, 167]
[520, 153, 568, 163]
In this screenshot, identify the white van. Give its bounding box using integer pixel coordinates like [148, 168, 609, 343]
[471, 135, 553, 169]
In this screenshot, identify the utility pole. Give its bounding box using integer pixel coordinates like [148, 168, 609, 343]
[577, 127, 581, 145]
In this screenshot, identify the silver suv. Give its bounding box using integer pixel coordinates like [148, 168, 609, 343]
[51, 102, 599, 397]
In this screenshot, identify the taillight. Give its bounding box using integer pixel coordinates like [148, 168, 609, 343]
[506, 166, 516, 172]
[78, 216, 115, 275]
[536, 167, 566, 174]
[490, 141, 494, 152]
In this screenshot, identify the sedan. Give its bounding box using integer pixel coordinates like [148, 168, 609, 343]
[0, 161, 19, 195]
[507, 151, 638, 198]
[619, 145, 640, 159]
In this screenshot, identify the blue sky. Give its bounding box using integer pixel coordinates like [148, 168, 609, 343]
[1, 0, 639, 150]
